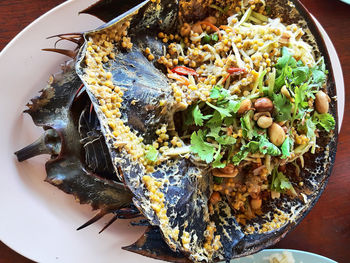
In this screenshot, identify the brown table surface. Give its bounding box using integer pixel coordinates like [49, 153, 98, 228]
[0, 0, 349, 262]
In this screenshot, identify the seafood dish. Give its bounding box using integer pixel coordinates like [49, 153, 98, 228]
[15, 0, 338, 262]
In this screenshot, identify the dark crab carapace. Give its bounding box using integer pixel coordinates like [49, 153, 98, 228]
[15, 0, 337, 262]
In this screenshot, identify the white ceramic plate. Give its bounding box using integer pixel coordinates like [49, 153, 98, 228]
[0, 1, 344, 263]
[339, 0, 350, 5]
[233, 249, 337, 263]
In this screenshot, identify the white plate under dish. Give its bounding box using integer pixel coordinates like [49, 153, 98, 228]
[0, 1, 344, 263]
[233, 249, 337, 263]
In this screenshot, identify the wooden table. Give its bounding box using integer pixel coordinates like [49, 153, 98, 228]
[0, 0, 349, 262]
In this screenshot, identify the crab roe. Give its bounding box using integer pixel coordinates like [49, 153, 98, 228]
[82, 20, 148, 165]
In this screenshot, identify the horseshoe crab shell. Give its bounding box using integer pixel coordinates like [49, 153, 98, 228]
[15, 0, 337, 262]
[74, 0, 337, 262]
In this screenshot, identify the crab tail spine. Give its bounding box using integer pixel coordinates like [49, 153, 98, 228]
[14, 129, 61, 162]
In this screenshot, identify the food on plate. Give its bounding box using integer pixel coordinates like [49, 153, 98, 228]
[269, 251, 296, 263]
[15, 0, 337, 262]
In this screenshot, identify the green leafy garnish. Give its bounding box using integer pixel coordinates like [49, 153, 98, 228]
[190, 130, 216, 163]
[202, 34, 211, 44]
[275, 47, 295, 69]
[226, 100, 241, 113]
[210, 85, 230, 100]
[281, 136, 293, 159]
[270, 168, 295, 193]
[212, 145, 226, 168]
[201, 33, 219, 45]
[192, 105, 211, 126]
[232, 141, 259, 165]
[293, 83, 309, 121]
[292, 66, 309, 85]
[311, 69, 326, 85]
[306, 118, 316, 139]
[217, 135, 236, 145]
[273, 93, 292, 121]
[313, 112, 335, 132]
[207, 126, 236, 145]
[241, 110, 255, 139]
[206, 102, 232, 119]
[232, 150, 249, 165]
[206, 111, 223, 127]
[145, 146, 158, 162]
[259, 136, 281, 156]
[211, 33, 219, 42]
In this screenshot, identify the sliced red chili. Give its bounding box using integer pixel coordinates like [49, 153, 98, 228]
[227, 67, 246, 74]
[171, 66, 199, 76]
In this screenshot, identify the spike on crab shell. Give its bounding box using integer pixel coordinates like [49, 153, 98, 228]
[79, 0, 146, 23]
[42, 48, 77, 58]
[123, 227, 191, 263]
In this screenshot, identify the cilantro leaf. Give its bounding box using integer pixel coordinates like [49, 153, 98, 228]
[313, 112, 335, 132]
[227, 100, 241, 113]
[273, 93, 292, 121]
[311, 69, 326, 84]
[281, 136, 293, 159]
[212, 145, 225, 168]
[207, 126, 236, 145]
[232, 141, 259, 165]
[206, 111, 222, 127]
[210, 85, 230, 100]
[292, 66, 309, 85]
[232, 150, 249, 165]
[259, 136, 281, 156]
[274, 47, 296, 90]
[275, 47, 293, 69]
[292, 83, 310, 121]
[192, 105, 211, 126]
[184, 104, 195, 126]
[217, 135, 236, 145]
[310, 58, 327, 86]
[201, 34, 211, 44]
[206, 126, 221, 139]
[206, 102, 232, 119]
[270, 168, 295, 193]
[190, 130, 216, 163]
[243, 141, 260, 152]
[306, 118, 316, 139]
[145, 146, 158, 162]
[211, 33, 219, 42]
[294, 83, 309, 108]
[241, 110, 255, 139]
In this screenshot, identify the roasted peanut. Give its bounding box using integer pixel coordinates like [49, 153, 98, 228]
[279, 32, 291, 45]
[210, 191, 221, 205]
[254, 97, 274, 112]
[212, 165, 239, 178]
[220, 163, 235, 174]
[237, 99, 252, 114]
[253, 111, 271, 121]
[315, 90, 329, 114]
[268, 123, 286, 146]
[180, 23, 191, 37]
[257, 116, 273, 129]
[192, 23, 203, 34]
[250, 197, 262, 210]
[204, 16, 217, 25]
[271, 190, 280, 199]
